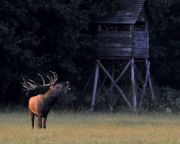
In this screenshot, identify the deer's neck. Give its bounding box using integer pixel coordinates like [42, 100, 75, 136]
[39, 89, 59, 115]
[43, 89, 58, 104]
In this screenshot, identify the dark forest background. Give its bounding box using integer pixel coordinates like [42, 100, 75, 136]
[0, 0, 180, 111]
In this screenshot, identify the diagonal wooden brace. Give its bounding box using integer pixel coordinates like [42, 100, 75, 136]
[97, 60, 133, 110]
[101, 60, 131, 99]
[138, 60, 150, 109]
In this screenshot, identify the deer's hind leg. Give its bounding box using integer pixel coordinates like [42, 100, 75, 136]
[42, 116, 47, 129]
[29, 111, 35, 129]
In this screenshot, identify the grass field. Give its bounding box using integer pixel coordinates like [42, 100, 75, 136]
[0, 111, 180, 144]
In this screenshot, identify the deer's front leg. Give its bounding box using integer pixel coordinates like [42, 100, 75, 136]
[37, 115, 42, 128]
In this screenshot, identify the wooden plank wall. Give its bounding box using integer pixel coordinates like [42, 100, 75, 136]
[133, 31, 149, 58]
[96, 31, 133, 58]
[96, 31, 149, 59]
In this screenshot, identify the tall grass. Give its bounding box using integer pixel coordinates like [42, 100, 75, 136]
[0, 111, 180, 144]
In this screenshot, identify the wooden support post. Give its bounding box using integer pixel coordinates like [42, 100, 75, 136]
[90, 61, 100, 111]
[149, 78, 156, 105]
[75, 70, 94, 111]
[109, 62, 115, 111]
[131, 58, 137, 112]
[98, 24, 102, 31]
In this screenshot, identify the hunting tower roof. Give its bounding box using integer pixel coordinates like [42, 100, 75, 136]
[95, 0, 146, 24]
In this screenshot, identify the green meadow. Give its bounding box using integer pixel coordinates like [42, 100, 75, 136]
[0, 111, 180, 144]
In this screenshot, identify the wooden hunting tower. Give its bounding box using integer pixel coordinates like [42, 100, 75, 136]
[76, 0, 156, 112]
[96, 0, 149, 59]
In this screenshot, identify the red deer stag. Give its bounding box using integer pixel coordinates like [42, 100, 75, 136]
[22, 72, 70, 129]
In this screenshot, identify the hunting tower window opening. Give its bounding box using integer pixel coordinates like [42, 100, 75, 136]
[97, 24, 130, 32]
[134, 22, 146, 31]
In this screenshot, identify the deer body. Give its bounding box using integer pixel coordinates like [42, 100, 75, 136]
[29, 88, 57, 116]
[22, 72, 70, 129]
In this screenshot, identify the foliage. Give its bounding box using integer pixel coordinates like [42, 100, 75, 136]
[0, 0, 112, 104]
[157, 87, 180, 112]
[148, 0, 180, 89]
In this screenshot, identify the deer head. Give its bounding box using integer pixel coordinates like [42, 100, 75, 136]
[55, 81, 70, 94]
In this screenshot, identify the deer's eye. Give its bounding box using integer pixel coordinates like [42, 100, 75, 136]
[57, 84, 62, 88]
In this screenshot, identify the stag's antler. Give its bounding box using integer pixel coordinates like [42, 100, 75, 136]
[47, 71, 58, 86]
[22, 71, 59, 91]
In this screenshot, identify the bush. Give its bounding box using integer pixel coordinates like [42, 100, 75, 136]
[157, 87, 180, 113]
